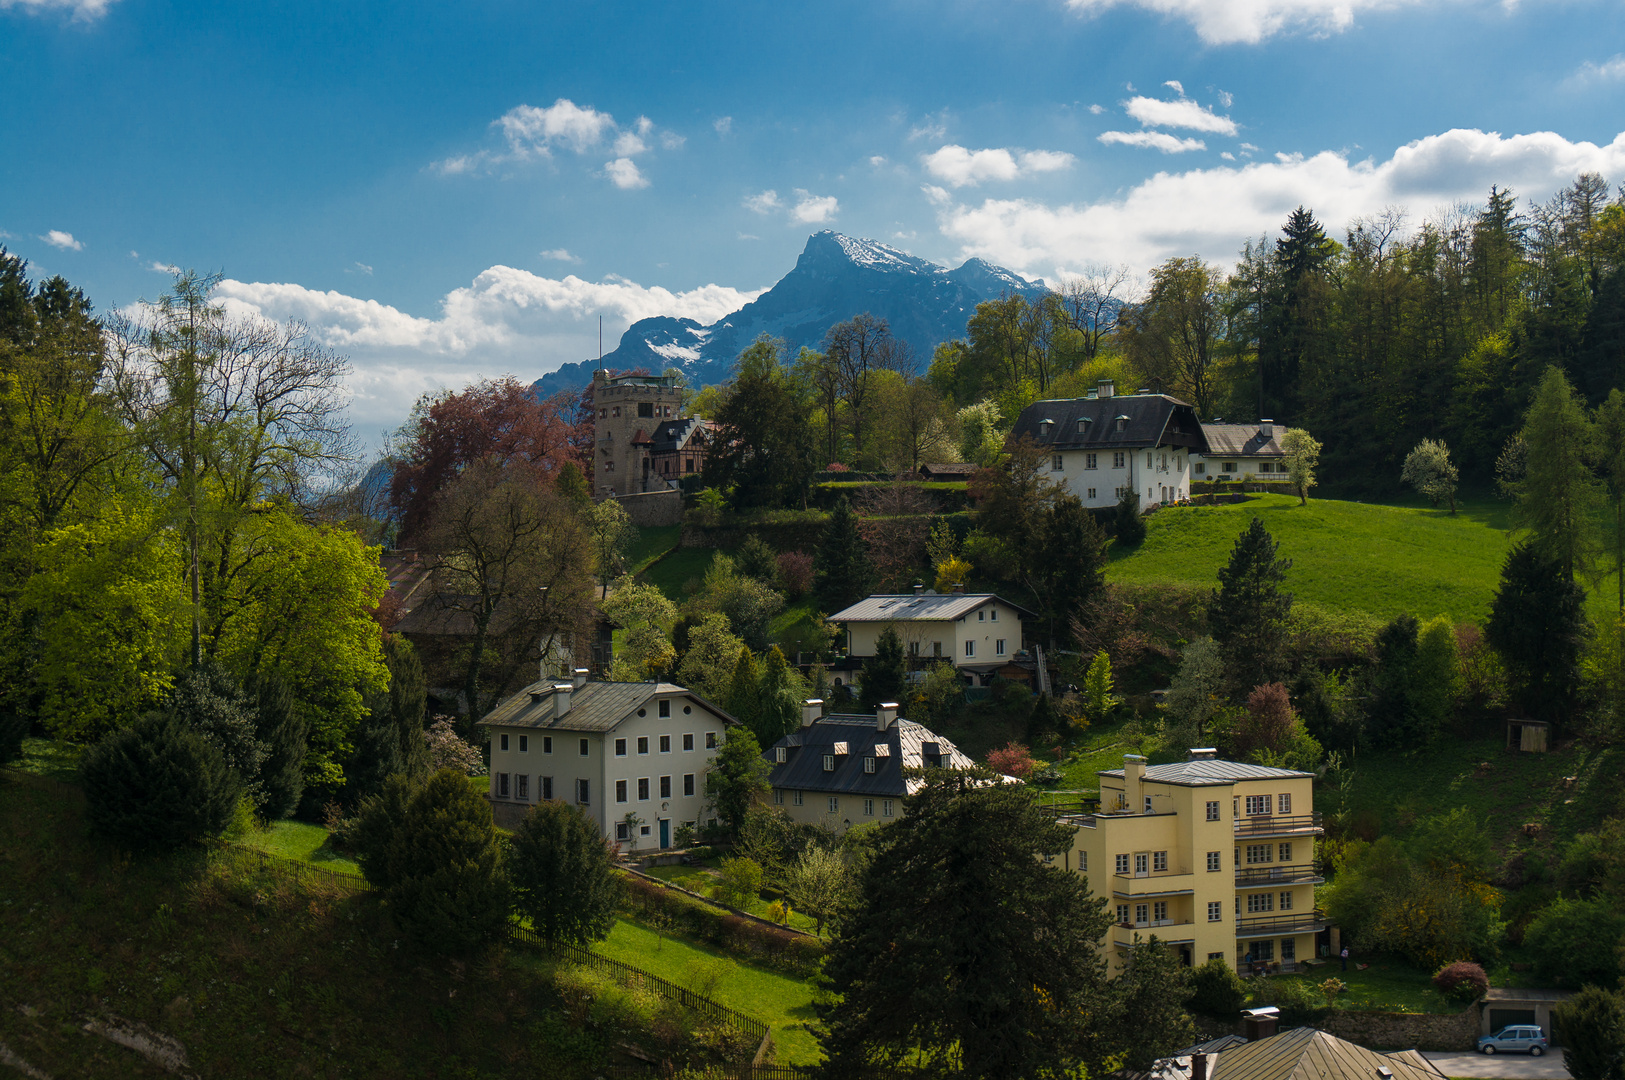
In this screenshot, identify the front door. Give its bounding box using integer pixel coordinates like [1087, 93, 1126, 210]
[659, 818, 670, 849]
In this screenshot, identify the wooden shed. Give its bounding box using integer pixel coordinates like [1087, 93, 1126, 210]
[1507, 719, 1550, 753]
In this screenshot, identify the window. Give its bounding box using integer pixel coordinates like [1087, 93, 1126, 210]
[1253, 940, 1275, 962]
[611, 406, 620, 418]
[637, 737, 649, 755]
[683, 733, 694, 751]
[995, 639, 1006, 656]
[705, 732, 717, 749]
[1280, 938, 1296, 961]
[1194, 462, 1206, 475]
[793, 790, 804, 805]
[1079, 851, 1087, 871]
[1087, 487, 1097, 499]
[977, 610, 985, 621]
[1134, 853, 1148, 875]
[638, 401, 654, 418]
[1144, 796, 1154, 814]
[1207, 850, 1222, 872]
[774, 747, 787, 763]
[543, 736, 552, 754]
[616, 780, 628, 803]
[683, 774, 694, 796]
[1278, 842, 1293, 862]
[498, 773, 510, 797]
[882, 800, 894, 816]
[615, 822, 630, 841]
[1113, 451, 1125, 468]
[659, 700, 670, 718]
[1208, 901, 1223, 922]
[637, 778, 650, 801]
[828, 797, 839, 813]
[579, 739, 589, 757]
[499, 733, 509, 752]
[1277, 793, 1292, 814]
[1146, 453, 1152, 467]
[1222, 461, 1237, 473]
[822, 754, 835, 772]
[576, 779, 590, 803]
[641, 825, 651, 837]
[863, 798, 874, 816]
[517, 774, 529, 799]
[1247, 892, 1275, 913]
[964, 641, 975, 658]
[1115, 853, 1130, 874]
[1117, 905, 1131, 924]
[1279, 891, 1294, 911]
[909, 640, 919, 656]
[659, 735, 671, 753]
[518, 735, 528, 753]
[1245, 794, 1270, 816]
[1208, 952, 1224, 962]
[1153, 901, 1168, 922]
[864, 757, 876, 773]
[1246, 843, 1273, 864]
[932, 641, 942, 657]
[615, 738, 627, 756]
[990, 608, 998, 621]
[1206, 800, 1221, 821]
[659, 776, 671, 798]
[773, 789, 784, 804]
[1086, 452, 1098, 469]
[1258, 461, 1273, 473]
[541, 776, 553, 800]
[1052, 454, 1064, 471]
[1153, 851, 1168, 872]
[1135, 903, 1149, 924]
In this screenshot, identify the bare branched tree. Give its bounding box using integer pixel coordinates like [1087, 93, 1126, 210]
[1058, 263, 1138, 362]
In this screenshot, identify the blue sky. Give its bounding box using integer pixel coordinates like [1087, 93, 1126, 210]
[4, 0, 1625, 438]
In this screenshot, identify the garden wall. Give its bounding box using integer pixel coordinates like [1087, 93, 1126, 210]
[1317, 1004, 1481, 1052]
[614, 489, 685, 527]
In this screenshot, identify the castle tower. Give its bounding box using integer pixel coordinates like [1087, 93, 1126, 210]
[591, 370, 684, 498]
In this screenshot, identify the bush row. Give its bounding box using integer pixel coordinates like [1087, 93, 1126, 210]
[620, 874, 825, 976]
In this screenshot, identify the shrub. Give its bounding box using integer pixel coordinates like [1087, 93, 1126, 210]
[509, 800, 623, 946]
[424, 717, 486, 775]
[1524, 897, 1625, 987]
[986, 742, 1038, 780]
[777, 550, 814, 599]
[619, 875, 824, 975]
[1249, 974, 1327, 1027]
[1186, 957, 1245, 1017]
[81, 711, 243, 851]
[1114, 489, 1146, 545]
[1433, 960, 1489, 1002]
[717, 856, 764, 909]
[735, 535, 782, 587]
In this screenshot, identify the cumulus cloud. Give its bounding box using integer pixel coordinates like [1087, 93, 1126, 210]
[0, 0, 118, 19]
[540, 248, 581, 263]
[1064, 0, 1435, 45]
[212, 268, 766, 440]
[791, 190, 840, 224]
[433, 98, 674, 189]
[909, 113, 950, 141]
[1098, 131, 1207, 153]
[1124, 95, 1238, 135]
[1570, 55, 1625, 86]
[935, 127, 1625, 278]
[1089, 104, 1107, 115]
[39, 230, 83, 251]
[603, 158, 649, 189]
[1164, 80, 1185, 95]
[921, 145, 1078, 187]
[743, 190, 783, 214]
[1218, 90, 1234, 108]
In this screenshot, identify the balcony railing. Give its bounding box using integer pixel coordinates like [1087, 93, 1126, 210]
[1234, 909, 1327, 937]
[1111, 872, 1194, 898]
[1234, 863, 1325, 887]
[1234, 812, 1322, 838]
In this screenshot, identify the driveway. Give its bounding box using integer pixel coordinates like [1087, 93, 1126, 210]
[1423, 1052, 1570, 1079]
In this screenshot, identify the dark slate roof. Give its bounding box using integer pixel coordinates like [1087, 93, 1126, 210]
[762, 715, 977, 797]
[1201, 423, 1286, 458]
[1009, 394, 1208, 453]
[828, 592, 1036, 623]
[394, 593, 524, 638]
[1099, 759, 1314, 786]
[650, 417, 710, 453]
[478, 680, 735, 734]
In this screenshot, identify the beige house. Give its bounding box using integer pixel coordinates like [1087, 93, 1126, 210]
[1194, 421, 1290, 480]
[759, 702, 978, 830]
[828, 589, 1034, 687]
[1057, 751, 1324, 975]
[479, 672, 734, 850]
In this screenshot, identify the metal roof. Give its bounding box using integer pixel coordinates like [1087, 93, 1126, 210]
[1206, 1027, 1448, 1080]
[1100, 759, 1315, 786]
[1008, 394, 1208, 453]
[1200, 423, 1287, 458]
[762, 715, 977, 797]
[828, 592, 1035, 623]
[478, 680, 734, 733]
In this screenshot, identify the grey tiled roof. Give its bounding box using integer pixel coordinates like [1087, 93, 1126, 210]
[650, 417, 709, 453]
[1200, 423, 1286, 458]
[828, 592, 1035, 622]
[1008, 394, 1208, 453]
[1099, 759, 1315, 786]
[478, 680, 732, 733]
[762, 716, 977, 797]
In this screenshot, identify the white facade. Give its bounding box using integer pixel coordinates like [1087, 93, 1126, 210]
[1045, 444, 1194, 508]
[842, 598, 1027, 668]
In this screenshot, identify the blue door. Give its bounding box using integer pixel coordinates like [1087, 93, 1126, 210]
[659, 819, 670, 848]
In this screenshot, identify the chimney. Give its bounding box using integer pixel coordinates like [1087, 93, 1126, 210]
[1123, 754, 1146, 812]
[1191, 1053, 1208, 1080]
[876, 702, 898, 731]
[1259, 419, 1274, 438]
[952, 582, 965, 594]
[553, 683, 574, 718]
[801, 699, 823, 727]
[572, 667, 589, 689]
[1242, 1007, 1279, 1042]
[1098, 378, 1115, 399]
[1187, 747, 1218, 760]
[913, 583, 924, 596]
[1086, 388, 1098, 400]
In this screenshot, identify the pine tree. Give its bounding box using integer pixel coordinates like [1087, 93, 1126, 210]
[509, 800, 624, 945]
[1511, 366, 1603, 581]
[169, 663, 268, 810]
[247, 670, 307, 820]
[1487, 543, 1590, 725]
[704, 727, 770, 836]
[814, 497, 874, 612]
[385, 635, 430, 777]
[1032, 495, 1107, 648]
[1366, 615, 1420, 749]
[81, 711, 243, 851]
[1111, 936, 1197, 1071]
[1208, 518, 1293, 691]
[1114, 489, 1145, 546]
[726, 647, 761, 733]
[1081, 650, 1122, 723]
[860, 626, 907, 712]
[755, 646, 801, 746]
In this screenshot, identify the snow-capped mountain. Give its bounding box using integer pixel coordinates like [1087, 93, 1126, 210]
[533, 231, 1050, 395]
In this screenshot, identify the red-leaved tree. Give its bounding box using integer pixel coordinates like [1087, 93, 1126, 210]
[986, 742, 1038, 779]
[1233, 683, 1298, 758]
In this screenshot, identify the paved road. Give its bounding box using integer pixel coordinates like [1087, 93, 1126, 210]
[1423, 1051, 1570, 1079]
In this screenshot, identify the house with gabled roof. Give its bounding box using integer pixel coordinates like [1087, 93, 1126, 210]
[1194, 421, 1290, 482]
[827, 587, 1036, 688]
[1132, 1026, 1447, 1080]
[1007, 379, 1208, 509]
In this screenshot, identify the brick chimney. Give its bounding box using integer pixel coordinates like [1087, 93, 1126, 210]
[1242, 1007, 1279, 1041]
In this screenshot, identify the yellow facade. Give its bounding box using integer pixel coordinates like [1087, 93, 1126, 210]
[1063, 754, 1324, 974]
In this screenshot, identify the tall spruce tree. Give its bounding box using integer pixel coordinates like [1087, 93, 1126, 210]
[1552, 984, 1625, 1080]
[1031, 495, 1107, 649]
[169, 663, 268, 810]
[859, 626, 907, 713]
[1510, 366, 1603, 581]
[725, 646, 761, 733]
[247, 670, 307, 820]
[1208, 518, 1293, 691]
[1365, 615, 1421, 749]
[814, 497, 873, 613]
[1487, 543, 1590, 726]
[81, 711, 243, 850]
[755, 645, 801, 746]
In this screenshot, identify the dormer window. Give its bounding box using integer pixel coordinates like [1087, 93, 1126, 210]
[775, 747, 787, 763]
[822, 754, 836, 772]
[1077, 418, 1091, 434]
[1116, 415, 1129, 432]
[864, 757, 876, 773]
[1039, 418, 1054, 438]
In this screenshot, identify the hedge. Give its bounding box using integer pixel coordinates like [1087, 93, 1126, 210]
[620, 874, 825, 976]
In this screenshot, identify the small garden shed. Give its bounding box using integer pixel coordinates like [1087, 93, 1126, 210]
[1506, 719, 1549, 753]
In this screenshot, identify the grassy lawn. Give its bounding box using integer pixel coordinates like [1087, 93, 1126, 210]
[639, 862, 822, 934]
[238, 820, 362, 877]
[10, 736, 83, 782]
[1108, 493, 1514, 625]
[595, 917, 821, 1065]
[642, 545, 720, 603]
[626, 524, 682, 575]
[1255, 958, 1459, 1014]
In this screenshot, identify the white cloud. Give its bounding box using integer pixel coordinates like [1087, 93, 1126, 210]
[0, 0, 118, 19]
[39, 230, 82, 251]
[1124, 95, 1238, 135]
[149, 261, 181, 274]
[603, 158, 649, 189]
[921, 145, 1077, 187]
[540, 248, 581, 263]
[791, 190, 839, 224]
[660, 131, 685, 150]
[1089, 104, 1107, 115]
[498, 99, 619, 155]
[714, 116, 733, 135]
[1098, 131, 1207, 153]
[869, 155, 889, 167]
[1064, 0, 1436, 45]
[909, 113, 950, 141]
[1570, 55, 1625, 86]
[1221, 151, 1237, 161]
[212, 268, 766, 439]
[936, 127, 1625, 278]
[922, 184, 953, 206]
[1164, 80, 1185, 95]
[348, 262, 374, 276]
[1218, 90, 1235, 108]
[743, 190, 783, 214]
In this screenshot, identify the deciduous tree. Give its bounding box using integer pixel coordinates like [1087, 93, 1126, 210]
[1401, 439, 1460, 513]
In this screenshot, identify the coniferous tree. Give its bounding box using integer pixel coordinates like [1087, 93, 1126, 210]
[81, 711, 243, 850]
[1553, 985, 1625, 1080]
[755, 645, 801, 747]
[1111, 936, 1197, 1072]
[1595, 389, 1625, 612]
[725, 646, 760, 734]
[704, 727, 770, 836]
[247, 670, 307, 820]
[1114, 489, 1145, 546]
[169, 663, 268, 810]
[1208, 518, 1293, 691]
[349, 691, 405, 805]
[1027, 692, 1060, 742]
[509, 800, 624, 945]
[1366, 615, 1421, 749]
[1487, 543, 1590, 725]
[1031, 495, 1107, 648]
[384, 634, 430, 777]
[859, 626, 907, 713]
[814, 497, 873, 613]
[703, 336, 818, 508]
[1510, 366, 1603, 581]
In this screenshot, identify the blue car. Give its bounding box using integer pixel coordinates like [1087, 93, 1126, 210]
[1476, 1025, 1549, 1056]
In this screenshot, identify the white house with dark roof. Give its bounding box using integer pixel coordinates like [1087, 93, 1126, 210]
[827, 589, 1035, 687]
[478, 672, 735, 849]
[1194, 421, 1290, 481]
[1007, 379, 1210, 509]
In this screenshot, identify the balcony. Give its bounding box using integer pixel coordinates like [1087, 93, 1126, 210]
[1234, 863, 1325, 888]
[1111, 919, 1196, 947]
[1234, 812, 1322, 839]
[1112, 871, 1194, 898]
[1234, 909, 1328, 939]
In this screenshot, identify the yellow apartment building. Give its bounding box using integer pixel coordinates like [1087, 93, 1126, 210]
[1059, 751, 1325, 974]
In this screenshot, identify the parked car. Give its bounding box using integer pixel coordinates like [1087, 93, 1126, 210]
[1476, 1025, 1549, 1056]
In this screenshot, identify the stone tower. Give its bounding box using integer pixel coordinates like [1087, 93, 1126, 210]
[591, 370, 684, 498]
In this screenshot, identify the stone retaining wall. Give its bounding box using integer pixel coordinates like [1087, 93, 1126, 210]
[1318, 1003, 1481, 1052]
[613, 489, 684, 527]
